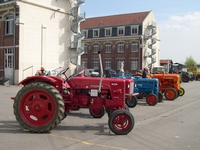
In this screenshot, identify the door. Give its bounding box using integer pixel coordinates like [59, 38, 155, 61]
[4, 48, 13, 80]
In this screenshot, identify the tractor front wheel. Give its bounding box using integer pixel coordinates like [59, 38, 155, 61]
[125, 96, 137, 108]
[89, 107, 105, 118]
[179, 87, 185, 96]
[108, 110, 134, 135]
[13, 82, 65, 133]
[146, 93, 158, 106]
[164, 88, 177, 100]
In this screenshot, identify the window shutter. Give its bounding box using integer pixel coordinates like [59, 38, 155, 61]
[112, 27, 117, 36]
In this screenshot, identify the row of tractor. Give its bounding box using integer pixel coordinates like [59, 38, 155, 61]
[11, 52, 185, 135]
[105, 68, 185, 108]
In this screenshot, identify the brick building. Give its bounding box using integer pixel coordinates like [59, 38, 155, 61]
[80, 11, 160, 74]
[0, 0, 84, 84]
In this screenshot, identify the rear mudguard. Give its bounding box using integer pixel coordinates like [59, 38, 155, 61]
[11, 76, 70, 100]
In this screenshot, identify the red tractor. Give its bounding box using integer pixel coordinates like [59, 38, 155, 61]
[12, 53, 135, 135]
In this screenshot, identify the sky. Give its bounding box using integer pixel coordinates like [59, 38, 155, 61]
[80, 0, 200, 64]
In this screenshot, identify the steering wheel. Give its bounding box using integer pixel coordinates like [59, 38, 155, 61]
[57, 67, 69, 80]
[57, 67, 69, 75]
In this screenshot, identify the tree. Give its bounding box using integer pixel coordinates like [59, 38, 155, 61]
[184, 56, 197, 70]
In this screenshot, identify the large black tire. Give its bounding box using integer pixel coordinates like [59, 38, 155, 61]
[13, 82, 65, 133]
[179, 87, 185, 96]
[108, 110, 134, 135]
[61, 111, 69, 121]
[164, 88, 177, 100]
[182, 75, 189, 82]
[89, 107, 105, 118]
[146, 93, 158, 106]
[125, 96, 137, 108]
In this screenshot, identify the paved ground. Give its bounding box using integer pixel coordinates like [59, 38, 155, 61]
[0, 81, 200, 150]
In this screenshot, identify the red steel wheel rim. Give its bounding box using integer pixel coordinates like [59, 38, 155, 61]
[147, 95, 156, 105]
[20, 90, 56, 126]
[166, 90, 176, 99]
[112, 114, 131, 132]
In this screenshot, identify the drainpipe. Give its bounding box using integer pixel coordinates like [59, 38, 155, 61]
[13, 2, 16, 84]
[41, 24, 46, 68]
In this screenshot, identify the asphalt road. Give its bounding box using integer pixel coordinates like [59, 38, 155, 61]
[0, 81, 200, 150]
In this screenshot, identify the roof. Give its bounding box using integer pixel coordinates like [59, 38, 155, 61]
[80, 11, 150, 29]
[160, 59, 173, 64]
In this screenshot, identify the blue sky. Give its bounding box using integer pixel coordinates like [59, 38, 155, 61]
[81, 0, 200, 64]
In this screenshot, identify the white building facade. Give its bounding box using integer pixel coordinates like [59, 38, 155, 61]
[0, 0, 84, 84]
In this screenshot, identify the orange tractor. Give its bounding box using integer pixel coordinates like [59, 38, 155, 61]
[151, 73, 185, 100]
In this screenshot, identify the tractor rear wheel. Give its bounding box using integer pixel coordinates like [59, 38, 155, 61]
[13, 82, 65, 133]
[89, 107, 105, 118]
[125, 96, 137, 108]
[146, 93, 158, 106]
[182, 75, 189, 82]
[108, 110, 134, 135]
[179, 87, 185, 96]
[164, 88, 177, 100]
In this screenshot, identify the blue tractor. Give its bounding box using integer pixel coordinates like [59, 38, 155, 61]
[132, 76, 163, 106]
[110, 71, 162, 107]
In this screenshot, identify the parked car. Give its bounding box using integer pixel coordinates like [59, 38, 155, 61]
[104, 69, 117, 77]
[86, 69, 99, 77]
[94, 68, 117, 77]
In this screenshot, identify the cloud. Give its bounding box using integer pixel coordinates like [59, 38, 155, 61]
[170, 12, 200, 22]
[161, 11, 200, 31]
[158, 11, 200, 63]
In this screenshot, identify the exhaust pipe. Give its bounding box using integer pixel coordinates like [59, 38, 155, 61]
[98, 51, 103, 93]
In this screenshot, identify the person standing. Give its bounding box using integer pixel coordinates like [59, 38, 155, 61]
[142, 68, 147, 78]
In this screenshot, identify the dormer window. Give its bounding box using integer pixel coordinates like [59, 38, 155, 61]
[117, 26, 125, 36]
[93, 29, 99, 37]
[131, 25, 138, 35]
[105, 28, 112, 36]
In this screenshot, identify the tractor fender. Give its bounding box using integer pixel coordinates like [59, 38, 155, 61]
[18, 76, 58, 86]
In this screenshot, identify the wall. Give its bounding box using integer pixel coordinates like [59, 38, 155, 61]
[142, 11, 160, 69]
[15, 0, 74, 83]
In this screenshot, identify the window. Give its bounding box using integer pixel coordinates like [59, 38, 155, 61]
[117, 26, 124, 36]
[93, 59, 99, 69]
[93, 43, 99, 53]
[105, 43, 111, 53]
[131, 26, 138, 35]
[84, 44, 88, 54]
[104, 59, 111, 69]
[131, 42, 139, 52]
[82, 30, 88, 38]
[4, 48, 13, 68]
[82, 60, 87, 68]
[117, 42, 124, 53]
[117, 59, 124, 70]
[105, 28, 112, 36]
[131, 59, 139, 70]
[5, 15, 14, 35]
[93, 29, 99, 37]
